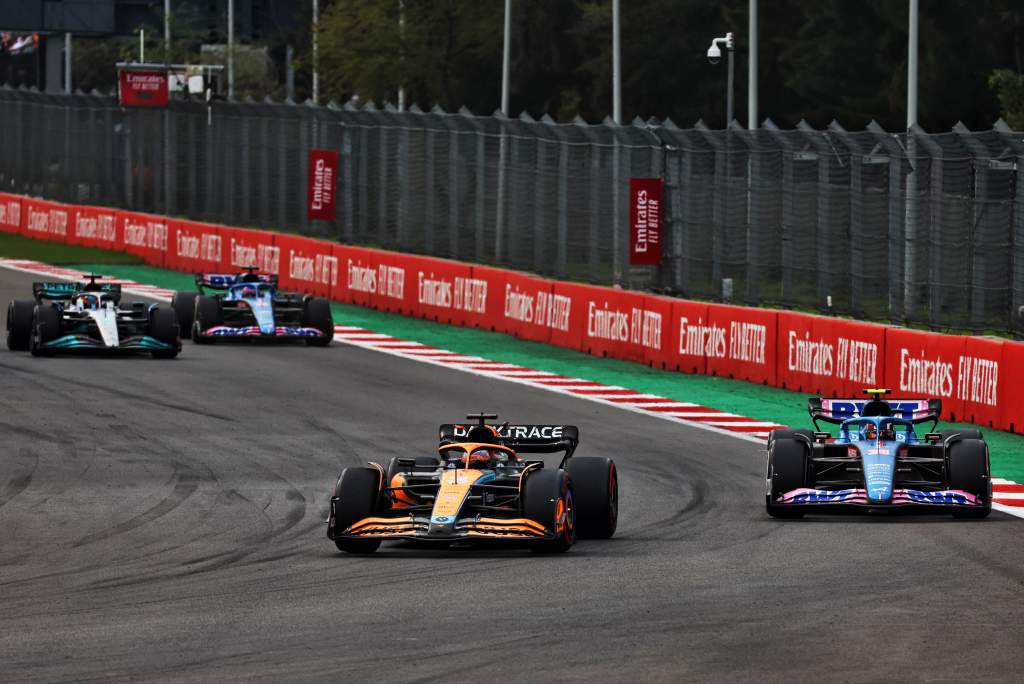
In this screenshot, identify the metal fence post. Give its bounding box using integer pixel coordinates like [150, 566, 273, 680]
[653, 120, 687, 294]
[574, 117, 603, 281]
[696, 123, 725, 297]
[377, 119, 389, 246]
[396, 108, 411, 249]
[532, 117, 552, 275]
[610, 118, 623, 285]
[995, 120, 1024, 339]
[494, 113, 509, 262]
[1016, 154, 1024, 340]
[423, 114, 436, 254]
[954, 123, 986, 332]
[257, 106, 270, 229]
[459, 107, 487, 262]
[553, 123, 570, 279]
[908, 126, 943, 330]
[448, 114, 461, 259]
[867, 122, 907, 324]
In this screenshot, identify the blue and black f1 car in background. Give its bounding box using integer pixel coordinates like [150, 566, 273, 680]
[5, 274, 180, 358]
[171, 267, 333, 345]
[766, 389, 991, 518]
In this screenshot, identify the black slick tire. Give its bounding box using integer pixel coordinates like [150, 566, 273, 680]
[522, 469, 576, 553]
[6, 299, 34, 351]
[566, 456, 618, 539]
[766, 437, 807, 519]
[171, 291, 199, 333]
[30, 304, 59, 357]
[303, 297, 333, 346]
[192, 295, 222, 344]
[947, 438, 991, 519]
[330, 467, 383, 553]
[148, 307, 180, 359]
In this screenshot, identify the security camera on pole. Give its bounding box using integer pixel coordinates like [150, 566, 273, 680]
[706, 32, 734, 126]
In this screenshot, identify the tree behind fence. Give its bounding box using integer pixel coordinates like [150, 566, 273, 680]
[0, 86, 1021, 337]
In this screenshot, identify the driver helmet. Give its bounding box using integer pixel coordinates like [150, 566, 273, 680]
[467, 448, 496, 468]
[240, 285, 258, 298]
[863, 423, 878, 441]
[78, 293, 100, 310]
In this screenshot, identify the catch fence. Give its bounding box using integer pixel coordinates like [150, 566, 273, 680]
[0, 86, 1022, 337]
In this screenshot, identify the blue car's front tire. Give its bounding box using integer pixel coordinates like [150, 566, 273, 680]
[766, 438, 808, 519]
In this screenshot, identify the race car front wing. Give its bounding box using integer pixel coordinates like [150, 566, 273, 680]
[200, 325, 328, 339]
[330, 512, 555, 542]
[775, 488, 984, 507]
[40, 334, 178, 352]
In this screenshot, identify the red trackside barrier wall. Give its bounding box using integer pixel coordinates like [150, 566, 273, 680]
[0, 193, 23, 234]
[167, 221, 224, 274]
[1002, 342, 1024, 433]
[776, 312, 888, 397]
[71, 205, 119, 250]
[474, 265, 558, 343]
[6, 192, 1024, 435]
[277, 234, 338, 299]
[704, 303, 777, 386]
[21, 198, 69, 243]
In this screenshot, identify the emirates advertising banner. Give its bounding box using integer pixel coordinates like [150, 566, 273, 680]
[629, 178, 663, 265]
[118, 69, 169, 108]
[307, 149, 339, 221]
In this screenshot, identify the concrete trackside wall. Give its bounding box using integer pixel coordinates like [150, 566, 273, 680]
[3, 190, 1022, 433]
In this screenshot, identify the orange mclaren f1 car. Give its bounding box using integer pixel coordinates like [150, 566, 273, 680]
[327, 414, 618, 553]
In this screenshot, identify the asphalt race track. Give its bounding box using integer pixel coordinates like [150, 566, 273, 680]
[1, 266, 1022, 682]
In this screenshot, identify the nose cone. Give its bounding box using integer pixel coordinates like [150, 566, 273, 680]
[861, 446, 896, 503]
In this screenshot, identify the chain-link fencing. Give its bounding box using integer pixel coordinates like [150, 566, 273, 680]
[1, 86, 1022, 337]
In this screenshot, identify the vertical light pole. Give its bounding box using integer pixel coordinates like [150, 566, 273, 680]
[164, 0, 171, 58]
[612, 0, 621, 123]
[501, 0, 511, 115]
[227, 0, 235, 98]
[707, 33, 735, 126]
[495, 0, 512, 260]
[726, 39, 734, 125]
[907, 0, 918, 128]
[748, 0, 758, 129]
[904, 0, 920, 320]
[312, 0, 319, 104]
[398, 0, 405, 111]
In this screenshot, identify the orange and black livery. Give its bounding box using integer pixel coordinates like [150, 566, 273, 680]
[327, 413, 618, 554]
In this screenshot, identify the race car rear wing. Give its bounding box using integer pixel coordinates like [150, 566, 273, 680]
[439, 423, 580, 464]
[33, 281, 122, 302]
[195, 272, 279, 291]
[808, 397, 942, 429]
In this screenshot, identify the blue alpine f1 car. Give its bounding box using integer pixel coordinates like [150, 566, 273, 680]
[171, 267, 333, 345]
[765, 389, 991, 518]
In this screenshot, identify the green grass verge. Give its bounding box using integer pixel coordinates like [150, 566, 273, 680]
[0, 233, 142, 265]
[69, 262, 1024, 484]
